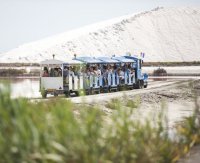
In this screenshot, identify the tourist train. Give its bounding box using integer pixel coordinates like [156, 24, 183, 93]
[39, 55, 148, 98]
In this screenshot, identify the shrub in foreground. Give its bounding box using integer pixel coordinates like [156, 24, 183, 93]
[0, 86, 199, 163]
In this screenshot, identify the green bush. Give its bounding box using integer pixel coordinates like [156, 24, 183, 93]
[0, 85, 199, 162]
[0, 69, 26, 77]
[153, 68, 167, 76]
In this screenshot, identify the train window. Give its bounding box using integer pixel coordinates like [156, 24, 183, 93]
[41, 66, 62, 77]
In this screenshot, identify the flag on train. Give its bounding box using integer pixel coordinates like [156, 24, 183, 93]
[140, 52, 145, 58]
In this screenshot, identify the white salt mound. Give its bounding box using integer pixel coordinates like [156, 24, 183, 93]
[0, 7, 200, 63]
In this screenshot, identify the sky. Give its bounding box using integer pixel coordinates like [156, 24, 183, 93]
[0, 0, 199, 53]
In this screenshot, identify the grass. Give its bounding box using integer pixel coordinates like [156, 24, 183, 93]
[0, 85, 199, 162]
[153, 68, 167, 76]
[105, 98, 122, 110]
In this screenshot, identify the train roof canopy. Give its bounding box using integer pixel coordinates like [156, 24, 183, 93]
[75, 57, 103, 64]
[40, 59, 64, 65]
[124, 55, 141, 61]
[64, 59, 84, 65]
[98, 57, 120, 63]
[111, 56, 135, 63]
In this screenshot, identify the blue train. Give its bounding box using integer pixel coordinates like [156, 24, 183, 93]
[39, 55, 148, 98]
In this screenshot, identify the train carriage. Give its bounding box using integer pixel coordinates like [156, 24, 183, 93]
[75, 57, 104, 94]
[62, 59, 84, 97]
[97, 57, 120, 92]
[111, 56, 136, 90]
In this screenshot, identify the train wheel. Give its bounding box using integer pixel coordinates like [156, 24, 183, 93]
[73, 91, 78, 96]
[42, 91, 47, 98]
[54, 92, 58, 97]
[96, 89, 100, 94]
[64, 91, 69, 98]
[134, 80, 140, 89]
[100, 87, 104, 93]
[140, 81, 144, 89]
[116, 86, 120, 92]
[89, 88, 93, 95]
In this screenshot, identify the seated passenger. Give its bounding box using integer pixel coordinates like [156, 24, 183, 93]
[102, 66, 109, 85]
[130, 68, 135, 76]
[86, 68, 91, 76]
[118, 68, 125, 83]
[54, 68, 59, 77]
[75, 66, 82, 76]
[130, 68, 135, 81]
[63, 66, 69, 77]
[81, 67, 86, 74]
[73, 66, 79, 76]
[108, 65, 113, 74]
[42, 67, 49, 77]
[94, 66, 101, 76]
[89, 67, 95, 75]
[50, 68, 54, 77]
[69, 67, 75, 77]
[58, 68, 62, 76]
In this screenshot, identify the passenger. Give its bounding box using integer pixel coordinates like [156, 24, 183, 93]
[127, 64, 131, 74]
[130, 68, 135, 76]
[50, 68, 54, 77]
[86, 68, 90, 76]
[69, 66, 75, 77]
[89, 67, 95, 75]
[94, 66, 101, 76]
[77, 66, 83, 76]
[74, 66, 79, 76]
[113, 64, 117, 73]
[42, 67, 49, 77]
[58, 68, 62, 76]
[130, 68, 135, 80]
[102, 66, 108, 85]
[118, 68, 125, 83]
[108, 65, 112, 74]
[81, 67, 86, 74]
[63, 66, 69, 84]
[63, 66, 69, 77]
[54, 68, 59, 77]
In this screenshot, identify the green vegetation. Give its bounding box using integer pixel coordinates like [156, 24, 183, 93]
[0, 85, 199, 162]
[0, 69, 26, 77]
[0, 68, 40, 77]
[0, 63, 40, 67]
[105, 98, 122, 110]
[153, 68, 167, 76]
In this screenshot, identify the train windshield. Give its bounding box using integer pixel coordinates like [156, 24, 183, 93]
[40, 59, 63, 77]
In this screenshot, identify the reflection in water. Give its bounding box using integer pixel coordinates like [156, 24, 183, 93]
[0, 78, 40, 98]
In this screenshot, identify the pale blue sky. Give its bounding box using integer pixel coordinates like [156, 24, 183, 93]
[0, 0, 199, 52]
